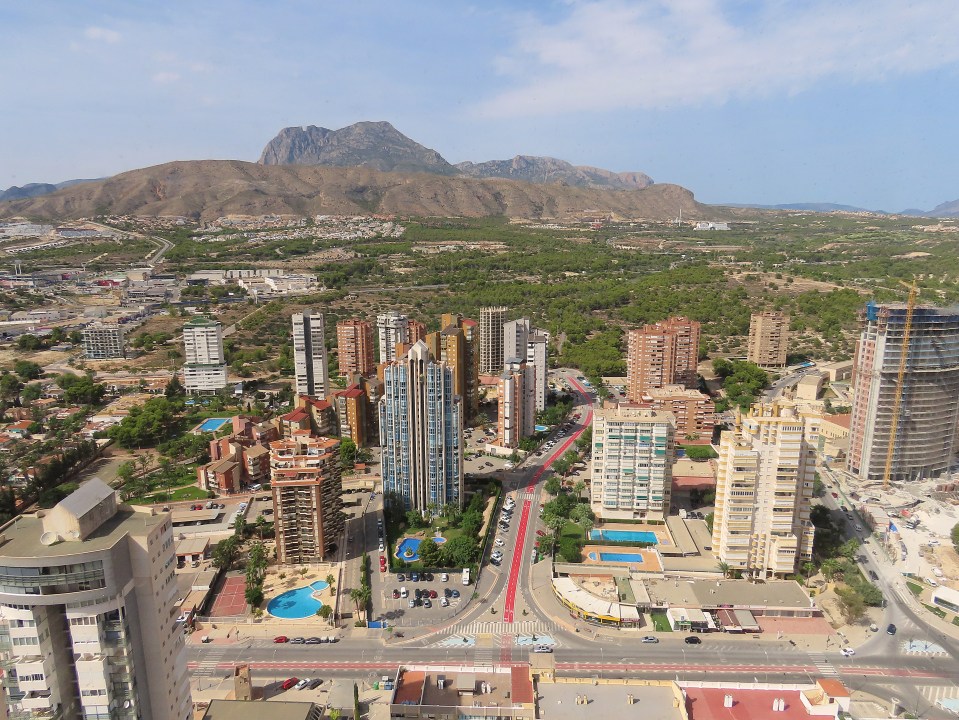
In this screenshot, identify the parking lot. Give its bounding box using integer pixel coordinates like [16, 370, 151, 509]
[376, 570, 469, 626]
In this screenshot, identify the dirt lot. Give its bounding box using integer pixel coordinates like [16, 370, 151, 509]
[729, 270, 865, 296]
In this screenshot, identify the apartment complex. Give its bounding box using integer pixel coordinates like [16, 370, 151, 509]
[81, 323, 126, 360]
[331, 384, 369, 447]
[747, 311, 790, 368]
[590, 404, 674, 521]
[379, 341, 463, 513]
[270, 435, 344, 564]
[182, 315, 228, 393]
[479, 306, 508, 375]
[498, 360, 536, 449]
[712, 402, 816, 578]
[425, 314, 480, 422]
[336, 319, 376, 377]
[503, 317, 530, 368]
[376, 311, 409, 364]
[0, 480, 191, 720]
[526, 331, 549, 412]
[641, 385, 715, 442]
[292, 309, 330, 399]
[625, 317, 700, 400]
[407, 319, 426, 345]
[848, 303, 959, 483]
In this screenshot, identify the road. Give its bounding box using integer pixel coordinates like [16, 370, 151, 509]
[188, 368, 959, 717]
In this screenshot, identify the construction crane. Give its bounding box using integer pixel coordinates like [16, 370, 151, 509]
[882, 280, 919, 490]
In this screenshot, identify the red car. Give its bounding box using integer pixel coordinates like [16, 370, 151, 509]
[429, 590, 437, 599]
[536, 530, 546, 537]
[831, 492, 839, 499]
[380, 564, 387, 572]
[281, 677, 299, 690]
[273, 636, 289, 644]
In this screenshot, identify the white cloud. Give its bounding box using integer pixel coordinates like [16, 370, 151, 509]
[83, 26, 121, 43]
[479, 0, 959, 116]
[152, 71, 181, 85]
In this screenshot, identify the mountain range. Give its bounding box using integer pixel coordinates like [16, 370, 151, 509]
[0, 178, 100, 203]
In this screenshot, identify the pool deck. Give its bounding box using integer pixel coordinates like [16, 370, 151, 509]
[593, 522, 674, 546]
[581, 544, 663, 573]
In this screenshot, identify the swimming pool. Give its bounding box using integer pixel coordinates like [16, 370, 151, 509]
[266, 580, 329, 619]
[395, 536, 447, 562]
[590, 529, 659, 544]
[198, 417, 231, 433]
[535, 425, 549, 432]
[588, 551, 646, 563]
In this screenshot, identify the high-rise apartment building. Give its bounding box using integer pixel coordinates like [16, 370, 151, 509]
[0, 479, 191, 720]
[712, 402, 816, 578]
[503, 318, 530, 369]
[270, 435, 344, 564]
[427, 314, 480, 422]
[377, 311, 409, 364]
[407, 319, 426, 345]
[81, 323, 126, 359]
[292, 309, 330, 399]
[641, 385, 715, 442]
[182, 315, 228, 393]
[479, 306, 508, 375]
[526, 331, 549, 412]
[331, 384, 369, 447]
[625, 317, 700, 400]
[498, 360, 536, 449]
[848, 303, 959, 483]
[747, 312, 790, 368]
[336, 319, 375, 377]
[589, 405, 674, 520]
[379, 342, 463, 513]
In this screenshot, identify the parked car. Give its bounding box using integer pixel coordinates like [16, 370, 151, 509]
[641, 636, 659, 643]
[495, 538, 506, 547]
[684, 636, 702, 645]
[411, 572, 420, 582]
[424, 598, 432, 608]
[841, 647, 855, 657]
[429, 590, 437, 599]
[408, 599, 416, 608]
[306, 637, 322, 644]
[441, 597, 449, 607]
[444, 588, 452, 598]
[290, 637, 305, 644]
[397, 574, 405, 582]
[273, 636, 289, 643]
[392, 589, 400, 599]
[532, 645, 553, 653]
[886, 624, 897, 635]
[282, 678, 299, 690]
[868, 570, 879, 581]
[295, 679, 310, 690]
[309, 678, 323, 689]
[440, 573, 449, 582]
[451, 589, 460, 598]
[831, 492, 839, 498]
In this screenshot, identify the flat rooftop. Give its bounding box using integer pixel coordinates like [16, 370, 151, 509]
[202, 699, 318, 720]
[537, 682, 682, 720]
[393, 669, 531, 709]
[685, 687, 812, 720]
[645, 578, 811, 610]
[0, 506, 164, 560]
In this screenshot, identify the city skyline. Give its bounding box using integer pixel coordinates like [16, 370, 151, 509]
[2, 1, 959, 211]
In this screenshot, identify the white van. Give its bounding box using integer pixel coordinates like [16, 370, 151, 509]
[400, 586, 408, 598]
[462, 568, 471, 586]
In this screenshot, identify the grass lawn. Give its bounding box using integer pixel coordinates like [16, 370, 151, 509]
[952, 616, 959, 627]
[130, 485, 208, 505]
[906, 581, 924, 596]
[923, 603, 947, 618]
[650, 612, 673, 632]
[561, 521, 586, 543]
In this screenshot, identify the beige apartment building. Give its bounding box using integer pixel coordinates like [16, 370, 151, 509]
[712, 402, 816, 578]
[0, 480, 191, 720]
[590, 404, 674, 521]
[336, 319, 376, 377]
[626, 317, 700, 400]
[479, 306, 508, 376]
[641, 385, 715, 442]
[270, 435, 344, 564]
[747, 311, 790, 368]
[498, 360, 536, 449]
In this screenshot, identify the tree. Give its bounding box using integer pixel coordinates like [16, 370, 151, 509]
[13, 361, 42, 380]
[212, 536, 240, 570]
[349, 588, 365, 616]
[317, 605, 333, 620]
[116, 460, 136, 484]
[21, 383, 42, 403]
[538, 536, 556, 555]
[245, 584, 264, 608]
[234, 515, 247, 537]
[441, 536, 478, 567]
[418, 538, 442, 567]
[543, 512, 566, 536]
[405, 509, 425, 529]
[812, 476, 826, 498]
[0, 373, 23, 401]
[717, 561, 731, 579]
[340, 438, 358, 469]
[573, 480, 586, 500]
[164, 375, 184, 398]
[952, 521, 959, 554]
[17, 335, 42, 351]
[558, 537, 582, 563]
[836, 586, 866, 624]
[544, 476, 562, 497]
[802, 561, 817, 586]
[353, 682, 361, 720]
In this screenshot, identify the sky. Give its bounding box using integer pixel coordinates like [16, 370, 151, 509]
[2, 0, 959, 211]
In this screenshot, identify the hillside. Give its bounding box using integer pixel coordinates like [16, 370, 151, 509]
[455, 155, 653, 190]
[0, 160, 713, 221]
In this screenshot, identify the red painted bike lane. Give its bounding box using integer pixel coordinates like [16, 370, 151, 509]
[502, 375, 594, 623]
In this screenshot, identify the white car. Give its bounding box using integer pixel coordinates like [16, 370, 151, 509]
[294, 679, 310, 690]
[841, 647, 855, 657]
[441, 597, 449, 607]
[532, 645, 553, 653]
[440, 572, 449, 582]
[495, 538, 505, 547]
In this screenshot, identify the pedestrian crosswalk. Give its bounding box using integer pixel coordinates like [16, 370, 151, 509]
[194, 646, 227, 678]
[447, 619, 557, 636]
[919, 683, 959, 704]
[808, 653, 839, 678]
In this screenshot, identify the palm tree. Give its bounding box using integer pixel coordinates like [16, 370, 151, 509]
[802, 561, 817, 587]
[717, 561, 731, 579]
[349, 588, 365, 617]
[573, 480, 586, 501]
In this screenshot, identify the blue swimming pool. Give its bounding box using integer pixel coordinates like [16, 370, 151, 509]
[198, 417, 231, 433]
[590, 529, 659, 544]
[395, 536, 447, 562]
[535, 425, 549, 432]
[266, 580, 329, 619]
[588, 551, 646, 563]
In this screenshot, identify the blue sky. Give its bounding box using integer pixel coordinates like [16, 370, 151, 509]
[2, 0, 958, 211]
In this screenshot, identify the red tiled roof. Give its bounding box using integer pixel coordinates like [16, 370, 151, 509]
[817, 679, 850, 698]
[281, 408, 308, 422]
[393, 671, 425, 705]
[510, 667, 534, 704]
[673, 475, 717, 489]
[686, 688, 811, 720]
[825, 413, 851, 429]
